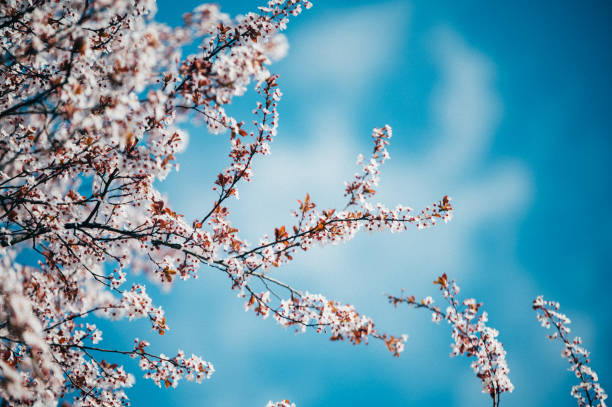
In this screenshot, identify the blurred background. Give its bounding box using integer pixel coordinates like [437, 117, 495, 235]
[104, 1, 612, 405]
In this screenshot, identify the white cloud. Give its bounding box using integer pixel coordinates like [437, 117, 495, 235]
[288, 2, 410, 96]
[426, 27, 501, 173]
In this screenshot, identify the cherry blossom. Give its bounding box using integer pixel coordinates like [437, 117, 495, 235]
[266, 400, 296, 407]
[389, 273, 513, 407]
[533, 296, 608, 407]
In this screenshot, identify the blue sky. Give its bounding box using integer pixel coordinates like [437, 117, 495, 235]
[101, 1, 612, 405]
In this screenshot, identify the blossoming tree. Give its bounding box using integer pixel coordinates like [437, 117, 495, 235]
[1, 1, 606, 406]
[0, 1, 454, 405]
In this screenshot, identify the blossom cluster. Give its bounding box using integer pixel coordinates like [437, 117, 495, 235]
[268, 292, 406, 356]
[266, 400, 296, 407]
[132, 339, 214, 389]
[389, 274, 513, 405]
[533, 296, 608, 407]
[0, 253, 63, 405]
